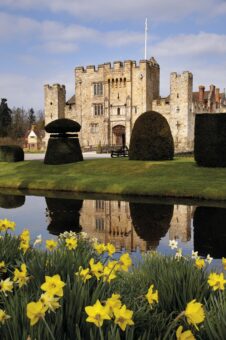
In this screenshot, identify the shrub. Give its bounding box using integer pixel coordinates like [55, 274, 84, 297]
[129, 111, 174, 160]
[0, 145, 24, 162]
[194, 113, 226, 167]
[45, 118, 81, 133]
[0, 194, 25, 208]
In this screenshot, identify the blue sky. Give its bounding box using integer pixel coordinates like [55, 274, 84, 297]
[0, 0, 226, 110]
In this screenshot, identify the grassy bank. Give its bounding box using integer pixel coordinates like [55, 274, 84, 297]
[0, 157, 226, 200]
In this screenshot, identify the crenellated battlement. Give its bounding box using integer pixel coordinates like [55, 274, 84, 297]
[75, 58, 159, 74]
[44, 84, 65, 90]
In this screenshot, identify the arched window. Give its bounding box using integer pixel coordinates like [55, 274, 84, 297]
[117, 107, 120, 115]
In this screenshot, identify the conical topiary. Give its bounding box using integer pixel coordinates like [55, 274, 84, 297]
[129, 111, 174, 160]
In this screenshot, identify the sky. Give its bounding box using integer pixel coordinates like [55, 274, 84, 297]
[0, 0, 226, 110]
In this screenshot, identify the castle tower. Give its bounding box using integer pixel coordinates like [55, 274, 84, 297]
[44, 84, 66, 126]
[170, 72, 194, 152]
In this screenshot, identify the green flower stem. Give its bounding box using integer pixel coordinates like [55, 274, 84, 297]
[99, 327, 104, 340]
[42, 317, 55, 340]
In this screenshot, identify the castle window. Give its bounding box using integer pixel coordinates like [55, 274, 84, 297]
[117, 108, 121, 115]
[93, 82, 103, 96]
[96, 218, 104, 231]
[115, 79, 118, 88]
[90, 123, 99, 133]
[112, 79, 114, 87]
[124, 78, 126, 86]
[176, 106, 180, 113]
[50, 102, 53, 105]
[96, 200, 105, 211]
[177, 93, 179, 98]
[134, 106, 137, 114]
[94, 104, 104, 116]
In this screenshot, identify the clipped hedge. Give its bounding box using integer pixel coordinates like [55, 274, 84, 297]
[45, 118, 81, 133]
[44, 137, 83, 164]
[0, 145, 24, 162]
[194, 113, 226, 167]
[129, 111, 174, 160]
[0, 194, 25, 208]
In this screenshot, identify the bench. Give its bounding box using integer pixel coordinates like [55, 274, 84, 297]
[111, 146, 129, 158]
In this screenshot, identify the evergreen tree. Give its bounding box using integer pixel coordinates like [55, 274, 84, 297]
[28, 108, 36, 128]
[0, 98, 12, 137]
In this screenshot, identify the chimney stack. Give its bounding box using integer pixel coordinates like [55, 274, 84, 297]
[198, 85, 205, 102]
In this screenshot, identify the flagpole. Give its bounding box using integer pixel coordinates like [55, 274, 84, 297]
[144, 18, 147, 60]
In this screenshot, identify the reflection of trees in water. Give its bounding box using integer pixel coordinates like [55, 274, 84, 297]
[193, 207, 226, 259]
[129, 203, 174, 250]
[45, 197, 83, 235]
[0, 194, 25, 209]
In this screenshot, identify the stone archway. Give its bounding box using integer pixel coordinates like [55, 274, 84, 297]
[112, 125, 125, 146]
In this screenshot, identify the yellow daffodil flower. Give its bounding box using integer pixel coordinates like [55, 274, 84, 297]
[222, 257, 226, 270]
[41, 274, 65, 297]
[27, 301, 47, 326]
[19, 229, 30, 242]
[208, 272, 226, 291]
[75, 266, 92, 283]
[106, 243, 116, 257]
[85, 299, 111, 327]
[102, 266, 117, 283]
[94, 243, 106, 255]
[176, 326, 195, 340]
[19, 240, 30, 254]
[0, 278, 13, 296]
[46, 239, 58, 251]
[195, 258, 205, 270]
[105, 294, 122, 317]
[118, 253, 132, 272]
[39, 293, 61, 312]
[145, 284, 159, 305]
[0, 309, 10, 324]
[89, 258, 103, 280]
[13, 263, 29, 288]
[184, 299, 205, 329]
[0, 261, 6, 273]
[0, 219, 15, 232]
[113, 305, 134, 331]
[65, 237, 78, 250]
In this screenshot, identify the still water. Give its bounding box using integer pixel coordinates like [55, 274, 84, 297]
[0, 192, 226, 264]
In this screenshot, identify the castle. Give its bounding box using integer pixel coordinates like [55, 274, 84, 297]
[44, 58, 226, 152]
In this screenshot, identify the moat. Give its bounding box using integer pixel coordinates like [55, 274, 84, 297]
[1, 191, 226, 264]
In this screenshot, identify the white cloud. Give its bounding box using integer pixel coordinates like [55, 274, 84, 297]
[0, 0, 224, 22]
[153, 32, 226, 57]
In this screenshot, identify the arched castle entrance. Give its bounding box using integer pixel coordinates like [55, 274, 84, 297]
[112, 125, 125, 146]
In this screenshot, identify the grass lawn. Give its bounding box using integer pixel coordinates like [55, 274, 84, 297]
[0, 157, 226, 200]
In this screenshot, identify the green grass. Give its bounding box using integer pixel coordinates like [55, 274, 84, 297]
[0, 157, 226, 200]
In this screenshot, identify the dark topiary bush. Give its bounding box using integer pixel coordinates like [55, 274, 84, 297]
[194, 113, 226, 167]
[44, 137, 83, 164]
[129, 202, 174, 249]
[193, 206, 226, 258]
[45, 118, 81, 133]
[0, 145, 24, 162]
[46, 197, 83, 235]
[0, 194, 25, 209]
[129, 111, 174, 160]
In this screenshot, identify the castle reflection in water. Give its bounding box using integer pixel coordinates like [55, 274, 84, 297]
[78, 200, 193, 252]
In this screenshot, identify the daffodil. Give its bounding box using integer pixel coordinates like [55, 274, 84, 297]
[222, 257, 226, 270]
[39, 293, 61, 312]
[13, 263, 29, 288]
[19, 229, 30, 242]
[176, 325, 195, 340]
[105, 294, 122, 317]
[169, 239, 178, 249]
[0, 309, 10, 324]
[46, 239, 58, 251]
[75, 266, 92, 283]
[102, 266, 117, 283]
[0, 261, 6, 273]
[191, 250, 199, 259]
[208, 272, 226, 291]
[106, 243, 116, 257]
[118, 253, 132, 272]
[27, 301, 47, 326]
[65, 237, 77, 250]
[145, 284, 159, 305]
[195, 258, 205, 270]
[85, 300, 111, 327]
[0, 219, 15, 232]
[19, 240, 30, 254]
[184, 299, 205, 329]
[0, 278, 13, 296]
[113, 305, 134, 331]
[94, 242, 106, 255]
[205, 254, 213, 264]
[175, 248, 183, 260]
[41, 274, 65, 297]
[33, 234, 42, 247]
[89, 258, 103, 280]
